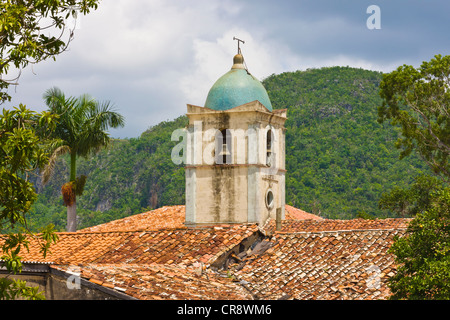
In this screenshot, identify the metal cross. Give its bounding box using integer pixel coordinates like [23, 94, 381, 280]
[233, 36, 245, 54]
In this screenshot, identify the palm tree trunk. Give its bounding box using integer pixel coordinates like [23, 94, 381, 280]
[70, 152, 77, 181]
[67, 198, 77, 232]
[67, 152, 77, 231]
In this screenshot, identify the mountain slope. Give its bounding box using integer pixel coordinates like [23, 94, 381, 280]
[264, 67, 427, 218]
[29, 67, 428, 231]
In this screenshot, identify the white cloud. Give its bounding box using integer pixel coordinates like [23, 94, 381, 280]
[179, 28, 305, 107]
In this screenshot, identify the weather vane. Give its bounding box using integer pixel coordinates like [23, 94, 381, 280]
[233, 36, 245, 54]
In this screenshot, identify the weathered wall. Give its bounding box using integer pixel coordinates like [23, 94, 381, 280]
[185, 102, 286, 226]
[0, 268, 131, 300]
[195, 165, 249, 224]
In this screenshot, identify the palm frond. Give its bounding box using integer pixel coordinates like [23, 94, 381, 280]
[41, 144, 71, 185]
[89, 100, 125, 131]
[42, 87, 125, 166]
[43, 87, 65, 113]
[43, 86, 78, 143]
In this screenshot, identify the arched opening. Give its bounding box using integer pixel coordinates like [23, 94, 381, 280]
[216, 128, 232, 164]
[266, 129, 273, 166]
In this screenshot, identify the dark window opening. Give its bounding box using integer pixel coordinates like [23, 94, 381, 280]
[216, 128, 232, 164]
[266, 129, 273, 166]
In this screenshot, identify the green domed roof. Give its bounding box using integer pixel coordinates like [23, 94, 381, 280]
[204, 54, 273, 111]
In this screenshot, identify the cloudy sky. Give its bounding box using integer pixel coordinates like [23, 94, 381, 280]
[5, 0, 450, 138]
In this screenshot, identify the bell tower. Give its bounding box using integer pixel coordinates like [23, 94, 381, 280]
[184, 41, 287, 226]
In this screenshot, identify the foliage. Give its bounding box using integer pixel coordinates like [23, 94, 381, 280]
[355, 211, 375, 220]
[0, 0, 100, 299]
[388, 188, 450, 299]
[378, 54, 450, 180]
[73, 174, 87, 196]
[0, 0, 100, 104]
[379, 174, 445, 217]
[0, 105, 59, 299]
[379, 55, 450, 299]
[0, 278, 45, 300]
[42, 87, 125, 231]
[28, 116, 188, 231]
[0, 105, 55, 229]
[25, 67, 431, 232]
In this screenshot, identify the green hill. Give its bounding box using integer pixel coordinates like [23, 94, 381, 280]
[28, 66, 429, 231]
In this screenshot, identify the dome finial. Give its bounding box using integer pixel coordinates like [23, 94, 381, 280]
[233, 36, 245, 54]
[232, 36, 246, 70]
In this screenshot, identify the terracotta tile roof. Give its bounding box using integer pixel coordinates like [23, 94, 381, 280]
[285, 205, 323, 220]
[263, 217, 411, 234]
[11, 224, 260, 267]
[79, 205, 186, 232]
[93, 224, 259, 266]
[1, 231, 134, 264]
[229, 228, 406, 300]
[0, 205, 411, 300]
[79, 204, 319, 233]
[52, 263, 252, 300]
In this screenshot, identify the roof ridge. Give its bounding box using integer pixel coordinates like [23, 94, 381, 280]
[58, 223, 259, 236]
[287, 217, 412, 222]
[274, 228, 407, 236]
[58, 227, 189, 236]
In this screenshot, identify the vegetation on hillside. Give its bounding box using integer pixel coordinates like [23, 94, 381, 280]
[264, 66, 428, 218]
[28, 116, 188, 230]
[27, 67, 430, 231]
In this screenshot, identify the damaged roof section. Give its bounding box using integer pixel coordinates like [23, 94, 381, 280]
[224, 218, 409, 300]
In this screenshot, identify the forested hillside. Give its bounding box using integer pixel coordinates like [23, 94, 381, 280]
[264, 67, 427, 218]
[28, 67, 429, 231]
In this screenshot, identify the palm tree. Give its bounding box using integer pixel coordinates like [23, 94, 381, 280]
[42, 87, 125, 232]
